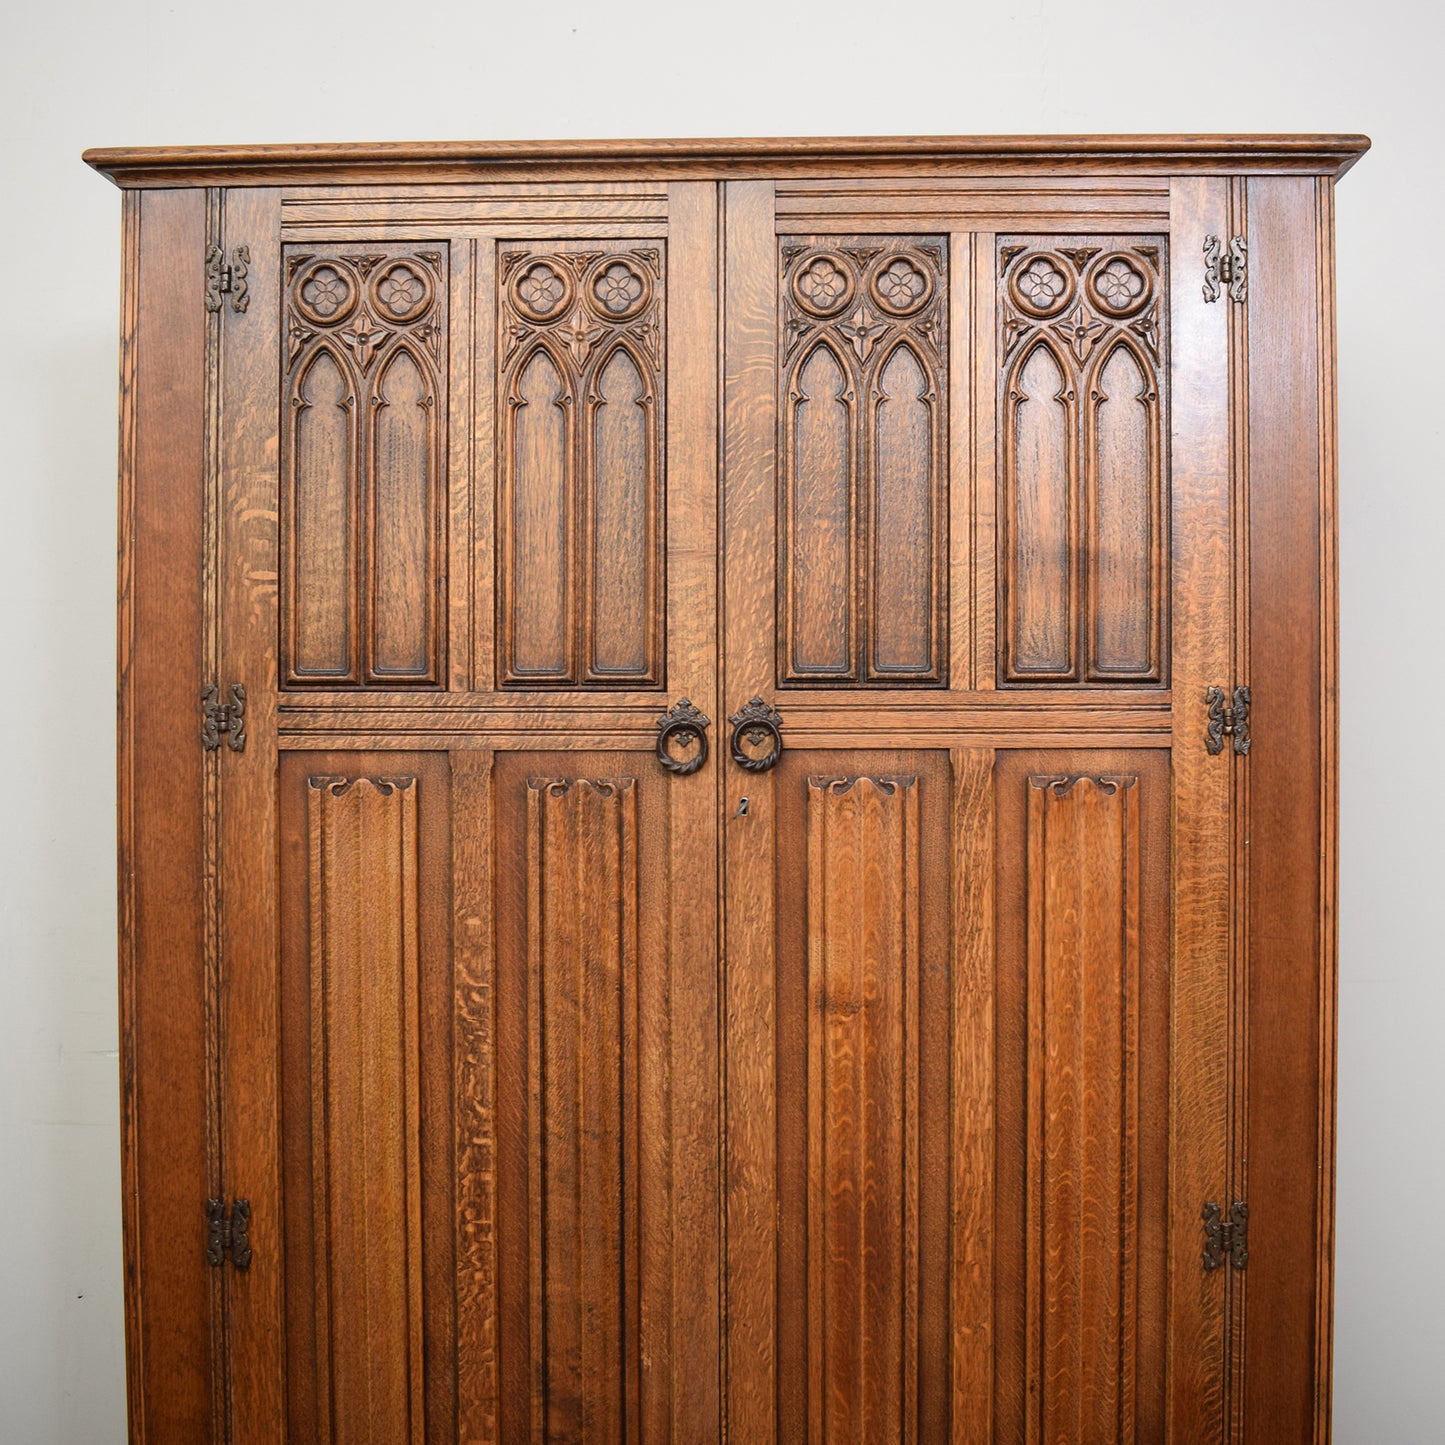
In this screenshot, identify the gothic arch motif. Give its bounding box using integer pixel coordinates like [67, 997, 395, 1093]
[998, 237, 1168, 685]
[282, 246, 447, 687]
[497, 245, 666, 688]
[778, 236, 949, 686]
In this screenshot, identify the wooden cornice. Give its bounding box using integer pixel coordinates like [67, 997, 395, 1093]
[83, 133, 1371, 188]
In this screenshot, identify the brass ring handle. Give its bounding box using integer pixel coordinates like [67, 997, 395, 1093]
[655, 699, 710, 775]
[728, 696, 784, 773]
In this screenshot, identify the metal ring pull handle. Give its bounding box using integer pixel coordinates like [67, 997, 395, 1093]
[728, 696, 784, 773]
[655, 699, 710, 775]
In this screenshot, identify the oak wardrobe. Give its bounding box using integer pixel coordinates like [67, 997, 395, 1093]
[88, 133, 1366, 1444]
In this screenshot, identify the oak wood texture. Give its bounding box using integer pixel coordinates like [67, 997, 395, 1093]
[84, 134, 1371, 188]
[496, 242, 665, 687]
[216, 186, 289, 1444]
[802, 770, 925, 1442]
[1164, 175, 1234, 1444]
[282, 244, 447, 686]
[778, 237, 947, 684]
[997, 235, 1167, 685]
[306, 774, 425, 1444]
[118, 186, 213, 1445]
[1239, 175, 1336, 1445]
[994, 750, 1172, 1445]
[277, 752, 455, 1445]
[1024, 773, 1142, 1443]
[104, 136, 1357, 1445]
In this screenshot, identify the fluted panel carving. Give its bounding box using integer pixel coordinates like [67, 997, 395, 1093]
[306, 775, 425, 1445]
[780, 237, 947, 686]
[1025, 773, 1141, 1443]
[499, 247, 665, 687]
[806, 774, 921, 1441]
[525, 776, 640, 1442]
[999, 238, 1166, 684]
[283, 247, 446, 686]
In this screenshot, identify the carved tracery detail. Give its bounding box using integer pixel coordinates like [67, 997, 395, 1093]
[282, 245, 446, 687]
[998, 237, 1168, 685]
[498, 245, 666, 687]
[779, 236, 948, 686]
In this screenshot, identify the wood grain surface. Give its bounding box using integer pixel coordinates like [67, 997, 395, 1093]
[106, 138, 1352, 1444]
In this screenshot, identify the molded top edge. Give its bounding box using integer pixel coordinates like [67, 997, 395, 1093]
[83, 133, 1371, 186]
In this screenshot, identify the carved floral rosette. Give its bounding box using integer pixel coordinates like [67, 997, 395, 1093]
[781, 239, 946, 375]
[500, 247, 663, 376]
[286, 249, 446, 375]
[998, 242, 1163, 370]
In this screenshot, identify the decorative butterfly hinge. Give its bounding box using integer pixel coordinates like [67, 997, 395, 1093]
[205, 243, 251, 314]
[1203, 234, 1247, 304]
[201, 683, 247, 753]
[205, 1197, 253, 1270]
[1205, 684, 1250, 756]
[1202, 1200, 1249, 1272]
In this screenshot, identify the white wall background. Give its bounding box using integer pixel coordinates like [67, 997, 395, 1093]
[1, 1, 1439, 1438]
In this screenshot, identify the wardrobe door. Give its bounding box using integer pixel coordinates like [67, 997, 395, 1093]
[720, 176, 1236, 1443]
[212, 183, 723, 1444]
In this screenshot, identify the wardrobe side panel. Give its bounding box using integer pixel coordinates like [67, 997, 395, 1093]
[120, 186, 214, 1445]
[1240, 174, 1334, 1445]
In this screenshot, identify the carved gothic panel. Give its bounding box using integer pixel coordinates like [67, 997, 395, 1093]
[498, 246, 665, 688]
[999, 238, 1167, 685]
[779, 237, 948, 686]
[1026, 773, 1141, 1441]
[282, 246, 447, 687]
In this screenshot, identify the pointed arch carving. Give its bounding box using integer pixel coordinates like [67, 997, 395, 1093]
[282, 244, 447, 687]
[784, 339, 855, 678]
[497, 244, 666, 688]
[584, 338, 660, 680]
[778, 235, 948, 685]
[1085, 334, 1164, 680]
[871, 338, 944, 677]
[1004, 335, 1078, 679]
[997, 236, 1168, 685]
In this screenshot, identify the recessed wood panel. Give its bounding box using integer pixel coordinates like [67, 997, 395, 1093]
[788, 342, 853, 675]
[292, 347, 356, 678]
[494, 758, 653, 1444]
[998, 237, 1167, 686]
[282, 245, 447, 687]
[497, 244, 665, 688]
[1026, 772, 1141, 1443]
[306, 774, 425, 1445]
[371, 346, 437, 677]
[770, 750, 953, 1442]
[526, 776, 639, 1442]
[1007, 340, 1075, 677]
[805, 774, 921, 1442]
[778, 236, 948, 686]
[589, 344, 655, 676]
[507, 346, 574, 678]
[1089, 341, 1159, 676]
[872, 343, 936, 675]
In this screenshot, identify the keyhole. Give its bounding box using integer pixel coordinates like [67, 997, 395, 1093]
[734, 796, 750, 818]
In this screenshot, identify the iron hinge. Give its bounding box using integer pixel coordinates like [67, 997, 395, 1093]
[1202, 1200, 1249, 1272]
[1205, 684, 1250, 756]
[1203, 234, 1247, 304]
[205, 243, 251, 314]
[201, 683, 247, 753]
[205, 1197, 253, 1270]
